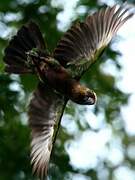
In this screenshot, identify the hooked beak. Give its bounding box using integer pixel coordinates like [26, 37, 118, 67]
[87, 92, 97, 105]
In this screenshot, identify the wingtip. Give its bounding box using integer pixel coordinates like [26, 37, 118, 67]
[32, 162, 48, 180]
[31, 153, 49, 180]
[115, 3, 135, 17]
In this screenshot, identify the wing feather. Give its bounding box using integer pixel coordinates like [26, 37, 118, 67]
[53, 4, 134, 78]
[28, 83, 67, 179]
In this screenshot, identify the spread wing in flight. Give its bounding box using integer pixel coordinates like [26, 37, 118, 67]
[54, 5, 134, 78]
[28, 83, 67, 179]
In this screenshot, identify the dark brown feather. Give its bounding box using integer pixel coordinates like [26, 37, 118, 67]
[28, 83, 67, 179]
[3, 21, 46, 74]
[26, 21, 46, 50]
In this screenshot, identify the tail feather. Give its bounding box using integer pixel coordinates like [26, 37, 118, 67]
[5, 65, 32, 74]
[17, 26, 36, 50]
[4, 21, 46, 74]
[5, 47, 27, 60]
[26, 22, 46, 50]
[4, 55, 26, 66]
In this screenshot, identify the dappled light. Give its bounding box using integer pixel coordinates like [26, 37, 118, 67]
[0, 0, 135, 180]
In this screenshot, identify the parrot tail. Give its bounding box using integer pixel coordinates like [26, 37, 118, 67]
[3, 21, 46, 74]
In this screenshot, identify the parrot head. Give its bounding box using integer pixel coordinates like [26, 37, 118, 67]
[69, 82, 97, 105]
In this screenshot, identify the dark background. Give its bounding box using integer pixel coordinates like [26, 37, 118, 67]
[0, 0, 135, 179]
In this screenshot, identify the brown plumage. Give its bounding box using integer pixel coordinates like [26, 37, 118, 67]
[54, 4, 134, 78]
[28, 83, 67, 179]
[3, 4, 134, 179]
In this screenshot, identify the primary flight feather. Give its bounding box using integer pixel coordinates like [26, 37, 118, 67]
[3, 4, 134, 179]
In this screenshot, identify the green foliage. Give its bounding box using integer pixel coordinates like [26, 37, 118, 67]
[0, 0, 135, 180]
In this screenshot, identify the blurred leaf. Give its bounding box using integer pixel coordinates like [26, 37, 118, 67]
[0, 0, 134, 179]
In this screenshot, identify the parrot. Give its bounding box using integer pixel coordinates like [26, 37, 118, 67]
[3, 4, 134, 179]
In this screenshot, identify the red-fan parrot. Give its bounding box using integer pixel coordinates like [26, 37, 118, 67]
[3, 4, 134, 179]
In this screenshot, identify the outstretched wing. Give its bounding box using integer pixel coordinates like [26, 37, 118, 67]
[53, 5, 134, 78]
[28, 83, 67, 179]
